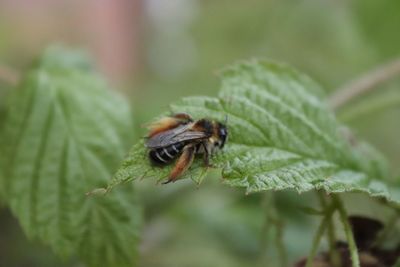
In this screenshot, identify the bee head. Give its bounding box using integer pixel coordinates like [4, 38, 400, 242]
[216, 122, 228, 149]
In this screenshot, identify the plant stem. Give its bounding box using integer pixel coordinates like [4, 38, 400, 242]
[305, 216, 328, 267]
[260, 193, 287, 267]
[333, 195, 360, 267]
[305, 193, 340, 267]
[259, 193, 273, 263]
[275, 217, 287, 267]
[338, 92, 400, 123]
[330, 58, 400, 110]
[326, 214, 341, 267]
[317, 193, 341, 267]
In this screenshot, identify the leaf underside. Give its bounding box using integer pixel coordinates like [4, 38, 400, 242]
[109, 59, 400, 205]
[0, 47, 141, 267]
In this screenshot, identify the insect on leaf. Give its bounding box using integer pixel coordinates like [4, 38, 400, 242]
[107, 59, 400, 205]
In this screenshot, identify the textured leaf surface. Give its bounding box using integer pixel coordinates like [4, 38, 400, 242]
[109, 60, 400, 204]
[0, 47, 141, 267]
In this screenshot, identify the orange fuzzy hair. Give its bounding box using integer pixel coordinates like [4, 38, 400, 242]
[146, 113, 193, 138]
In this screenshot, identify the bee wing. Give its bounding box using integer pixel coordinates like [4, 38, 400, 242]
[146, 124, 208, 148]
[145, 113, 193, 138]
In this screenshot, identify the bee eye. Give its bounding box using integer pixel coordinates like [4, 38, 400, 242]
[216, 123, 227, 148]
[219, 129, 226, 138]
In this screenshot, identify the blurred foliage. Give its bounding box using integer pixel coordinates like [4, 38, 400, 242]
[352, 0, 400, 59]
[135, 0, 379, 128]
[0, 0, 400, 267]
[0, 47, 141, 267]
[0, 84, 6, 130]
[0, 209, 79, 267]
[136, 178, 317, 266]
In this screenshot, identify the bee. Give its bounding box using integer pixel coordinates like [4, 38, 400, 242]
[145, 113, 228, 184]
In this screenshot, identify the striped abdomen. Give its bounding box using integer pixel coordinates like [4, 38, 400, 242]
[149, 142, 186, 165]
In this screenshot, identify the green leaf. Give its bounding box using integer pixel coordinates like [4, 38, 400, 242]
[0, 47, 141, 267]
[108, 59, 400, 205]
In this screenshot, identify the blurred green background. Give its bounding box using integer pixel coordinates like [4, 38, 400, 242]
[0, 0, 399, 266]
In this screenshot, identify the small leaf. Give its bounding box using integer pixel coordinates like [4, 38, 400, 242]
[108, 59, 400, 205]
[0, 47, 141, 267]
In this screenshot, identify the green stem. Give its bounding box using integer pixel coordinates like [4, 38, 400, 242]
[326, 215, 341, 267]
[305, 216, 328, 267]
[338, 92, 400, 123]
[275, 217, 287, 267]
[259, 193, 273, 263]
[333, 195, 360, 267]
[318, 193, 341, 267]
[330, 58, 400, 110]
[260, 193, 287, 267]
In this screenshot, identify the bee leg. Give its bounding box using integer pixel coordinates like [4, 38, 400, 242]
[202, 142, 215, 168]
[163, 144, 196, 184]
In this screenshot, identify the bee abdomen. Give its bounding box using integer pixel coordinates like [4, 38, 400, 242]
[149, 142, 185, 165]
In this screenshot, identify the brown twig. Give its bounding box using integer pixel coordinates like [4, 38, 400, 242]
[0, 64, 19, 86]
[330, 58, 400, 110]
